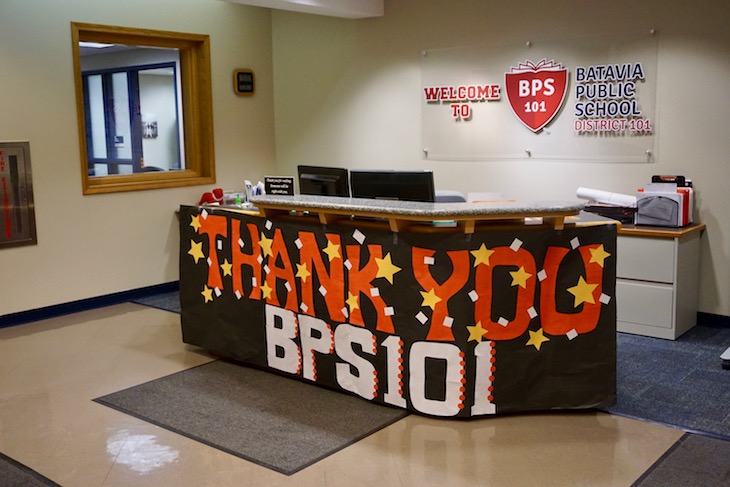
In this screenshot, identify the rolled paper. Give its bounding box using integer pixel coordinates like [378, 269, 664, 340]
[576, 187, 637, 207]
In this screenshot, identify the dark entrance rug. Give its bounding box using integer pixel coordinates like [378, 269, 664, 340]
[0, 452, 60, 487]
[601, 325, 730, 439]
[633, 433, 730, 486]
[94, 360, 408, 475]
[131, 291, 180, 314]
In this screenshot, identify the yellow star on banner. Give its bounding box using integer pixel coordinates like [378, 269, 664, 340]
[467, 321, 488, 342]
[471, 244, 495, 267]
[346, 291, 359, 311]
[323, 240, 341, 262]
[188, 240, 205, 263]
[296, 263, 311, 283]
[190, 214, 201, 232]
[589, 244, 611, 268]
[260, 280, 273, 299]
[526, 328, 550, 350]
[510, 266, 533, 289]
[220, 259, 233, 277]
[259, 232, 273, 258]
[567, 276, 598, 307]
[420, 288, 442, 310]
[375, 252, 401, 284]
[201, 285, 213, 303]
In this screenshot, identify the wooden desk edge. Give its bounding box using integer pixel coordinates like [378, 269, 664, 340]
[253, 203, 579, 233]
[188, 204, 626, 234]
[618, 222, 705, 238]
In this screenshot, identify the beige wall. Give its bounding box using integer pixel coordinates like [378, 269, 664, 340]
[271, 0, 730, 317]
[3, 0, 730, 320]
[0, 0, 275, 315]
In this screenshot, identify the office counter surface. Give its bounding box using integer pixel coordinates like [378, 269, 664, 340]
[179, 199, 617, 418]
[250, 194, 585, 232]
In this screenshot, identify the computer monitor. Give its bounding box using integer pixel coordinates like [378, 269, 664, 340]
[297, 165, 350, 197]
[350, 170, 435, 203]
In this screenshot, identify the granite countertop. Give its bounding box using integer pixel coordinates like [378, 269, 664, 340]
[250, 194, 584, 218]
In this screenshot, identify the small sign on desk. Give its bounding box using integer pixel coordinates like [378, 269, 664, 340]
[264, 176, 295, 195]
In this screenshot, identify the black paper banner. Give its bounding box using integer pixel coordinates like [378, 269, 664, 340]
[179, 205, 616, 418]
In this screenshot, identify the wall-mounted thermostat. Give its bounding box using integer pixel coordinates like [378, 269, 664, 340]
[234, 69, 255, 96]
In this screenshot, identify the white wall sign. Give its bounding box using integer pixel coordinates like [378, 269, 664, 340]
[421, 31, 658, 163]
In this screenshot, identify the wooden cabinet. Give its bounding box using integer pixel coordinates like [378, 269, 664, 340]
[616, 224, 704, 339]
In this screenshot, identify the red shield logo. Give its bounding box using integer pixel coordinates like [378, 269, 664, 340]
[505, 59, 568, 132]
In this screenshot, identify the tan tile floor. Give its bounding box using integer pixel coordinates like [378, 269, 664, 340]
[0, 303, 684, 486]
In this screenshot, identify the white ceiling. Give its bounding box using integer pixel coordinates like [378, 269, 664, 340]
[221, 0, 384, 19]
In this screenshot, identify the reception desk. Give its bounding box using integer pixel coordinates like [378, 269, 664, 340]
[179, 196, 617, 418]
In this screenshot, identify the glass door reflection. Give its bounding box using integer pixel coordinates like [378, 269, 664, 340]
[81, 45, 182, 176]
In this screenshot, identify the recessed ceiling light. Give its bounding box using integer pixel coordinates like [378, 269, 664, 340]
[79, 41, 114, 49]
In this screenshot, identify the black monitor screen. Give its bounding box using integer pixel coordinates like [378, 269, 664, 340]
[350, 170, 435, 203]
[297, 165, 350, 197]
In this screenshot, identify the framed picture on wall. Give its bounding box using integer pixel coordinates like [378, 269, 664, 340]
[233, 69, 255, 96]
[0, 141, 37, 248]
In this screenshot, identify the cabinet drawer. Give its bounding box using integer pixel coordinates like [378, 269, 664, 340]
[616, 279, 674, 329]
[617, 236, 675, 283]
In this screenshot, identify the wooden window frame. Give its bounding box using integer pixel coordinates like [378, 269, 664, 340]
[71, 22, 215, 194]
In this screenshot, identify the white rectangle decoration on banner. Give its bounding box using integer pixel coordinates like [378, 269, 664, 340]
[421, 31, 658, 163]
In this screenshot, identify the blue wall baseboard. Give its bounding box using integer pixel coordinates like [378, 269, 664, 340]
[697, 312, 730, 328]
[0, 281, 179, 329]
